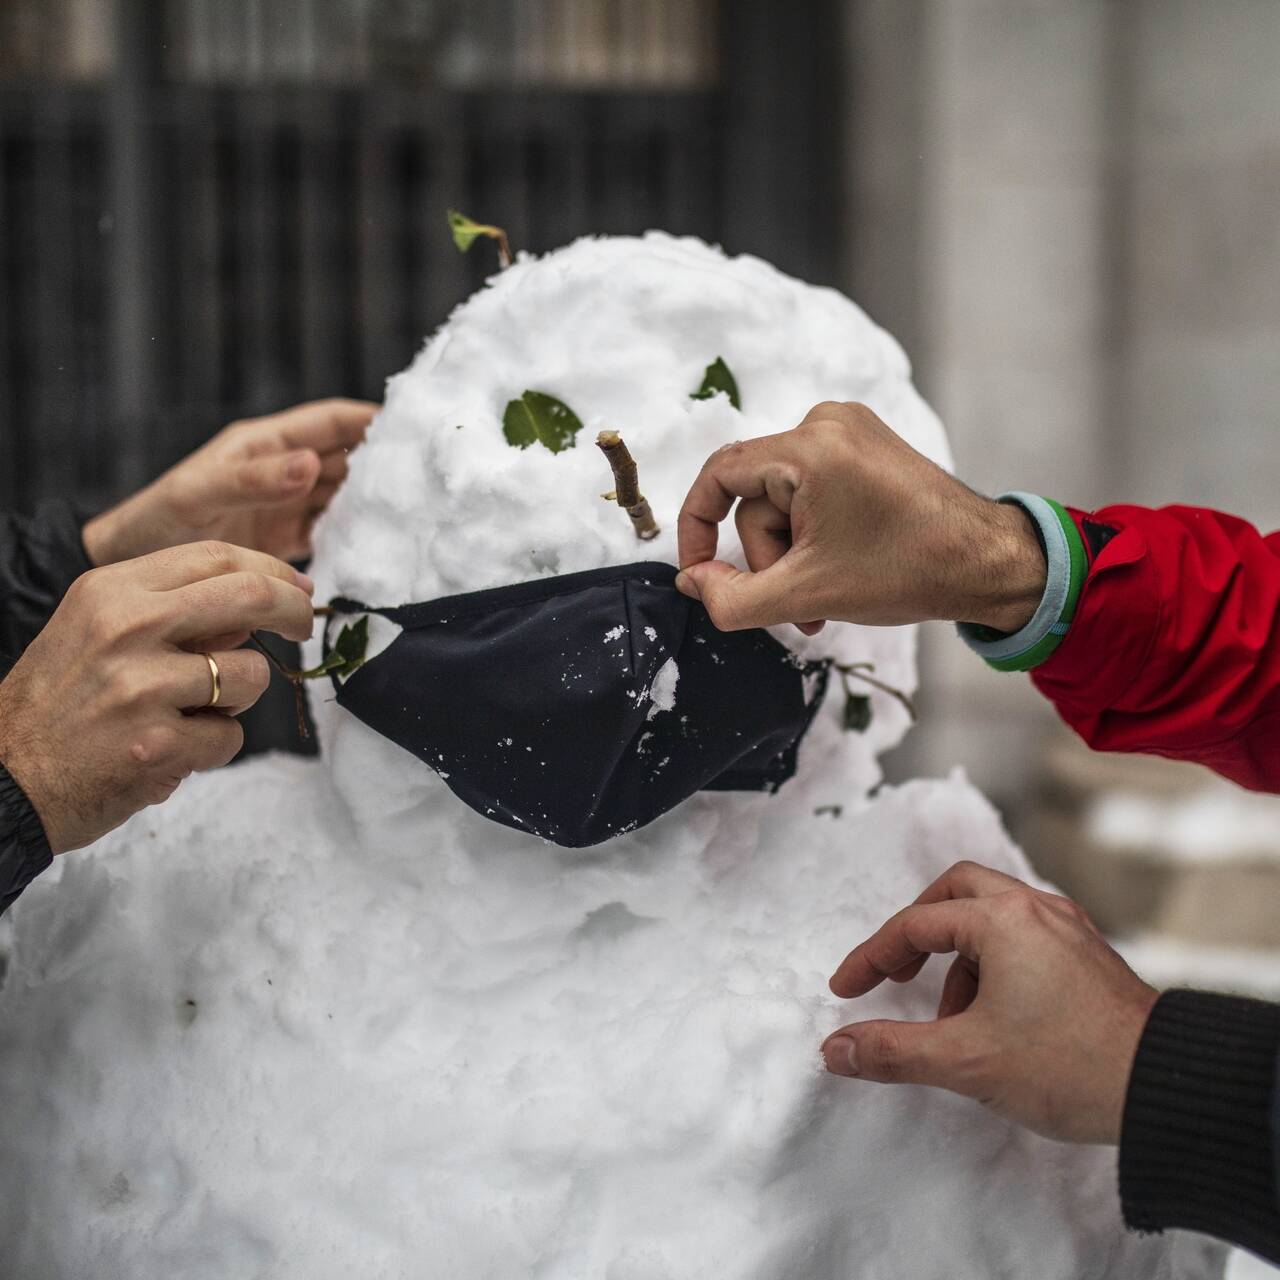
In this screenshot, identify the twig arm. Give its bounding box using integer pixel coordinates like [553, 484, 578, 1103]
[596, 430, 660, 541]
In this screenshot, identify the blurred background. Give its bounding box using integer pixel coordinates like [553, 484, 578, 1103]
[2, 6, 1279, 1245]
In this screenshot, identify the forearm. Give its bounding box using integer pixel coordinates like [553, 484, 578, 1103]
[0, 501, 94, 675]
[961, 498, 1280, 792]
[1121, 989, 1280, 1261]
[0, 763, 53, 915]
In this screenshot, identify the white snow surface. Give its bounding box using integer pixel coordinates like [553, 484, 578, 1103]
[0, 235, 1221, 1278]
[647, 656, 679, 716]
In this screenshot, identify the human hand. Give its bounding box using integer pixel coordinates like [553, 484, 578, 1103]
[820, 861, 1158, 1145]
[82, 399, 376, 567]
[0, 541, 315, 854]
[676, 401, 1045, 635]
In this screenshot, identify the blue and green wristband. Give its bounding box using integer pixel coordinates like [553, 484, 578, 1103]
[957, 492, 1087, 673]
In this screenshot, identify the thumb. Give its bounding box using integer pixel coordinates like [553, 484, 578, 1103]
[225, 449, 321, 506]
[675, 559, 791, 632]
[822, 1017, 970, 1089]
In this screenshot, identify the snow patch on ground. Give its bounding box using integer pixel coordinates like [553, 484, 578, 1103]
[1089, 786, 1280, 864]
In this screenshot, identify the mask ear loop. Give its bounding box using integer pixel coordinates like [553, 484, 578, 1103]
[247, 599, 372, 742]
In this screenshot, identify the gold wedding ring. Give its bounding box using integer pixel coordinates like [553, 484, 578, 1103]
[203, 652, 222, 708]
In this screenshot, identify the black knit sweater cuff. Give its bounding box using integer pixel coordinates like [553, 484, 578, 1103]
[1120, 988, 1280, 1260]
[0, 763, 53, 914]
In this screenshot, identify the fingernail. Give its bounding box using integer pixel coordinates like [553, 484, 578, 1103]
[822, 1036, 859, 1078]
[285, 454, 311, 484]
[675, 570, 700, 601]
[294, 570, 315, 594]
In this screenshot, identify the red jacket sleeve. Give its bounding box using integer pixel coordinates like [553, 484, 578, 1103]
[1031, 504, 1280, 792]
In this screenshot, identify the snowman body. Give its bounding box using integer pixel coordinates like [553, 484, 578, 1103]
[0, 236, 1220, 1279]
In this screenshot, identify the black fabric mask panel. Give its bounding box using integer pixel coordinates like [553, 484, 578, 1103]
[326, 562, 829, 848]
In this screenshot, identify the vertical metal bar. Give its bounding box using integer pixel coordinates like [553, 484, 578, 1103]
[0, 104, 14, 507]
[106, 0, 158, 494]
[1099, 0, 1140, 503]
[175, 85, 222, 431]
[298, 86, 343, 396]
[416, 91, 468, 341]
[29, 87, 77, 504]
[234, 85, 278, 411]
[355, 87, 398, 398]
[720, 0, 843, 282]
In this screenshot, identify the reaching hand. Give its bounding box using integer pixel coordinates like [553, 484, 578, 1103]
[0, 542, 315, 854]
[83, 399, 376, 567]
[676, 401, 1046, 635]
[820, 861, 1158, 1145]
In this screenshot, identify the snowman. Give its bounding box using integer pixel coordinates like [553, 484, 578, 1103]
[0, 235, 1223, 1279]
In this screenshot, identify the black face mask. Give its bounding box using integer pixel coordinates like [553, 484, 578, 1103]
[323, 562, 830, 848]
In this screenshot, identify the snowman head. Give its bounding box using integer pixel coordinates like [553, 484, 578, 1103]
[305, 233, 950, 847]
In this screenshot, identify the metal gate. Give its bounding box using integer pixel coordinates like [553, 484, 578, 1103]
[0, 0, 843, 514]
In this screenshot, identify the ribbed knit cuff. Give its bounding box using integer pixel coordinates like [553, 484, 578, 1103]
[957, 492, 1087, 673]
[1121, 989, 1280, 1260]
[0, 763, 53, 914]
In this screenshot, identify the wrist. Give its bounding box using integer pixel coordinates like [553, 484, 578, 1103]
[0, 716, 61, 858]
[956, 493, 1087, 673]
[0, 759, 55, 909]
[961, 501, 1047, 632]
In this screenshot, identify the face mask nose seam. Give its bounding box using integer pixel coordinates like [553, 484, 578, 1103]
[621, 576, 639, 678]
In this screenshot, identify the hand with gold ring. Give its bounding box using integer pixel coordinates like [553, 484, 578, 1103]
[0, 541, 316, 854]
[202, 652, 222, 708]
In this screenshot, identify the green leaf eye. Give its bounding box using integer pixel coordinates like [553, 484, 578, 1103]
[502, 390, 583, 454]
[691, 356, 741, 409]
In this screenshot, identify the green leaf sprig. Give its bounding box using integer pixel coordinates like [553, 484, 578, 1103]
[296, 615, 370, 682]
[447, 209, 513, 268]
[835, 661, 917, 734]
[691, 356, 741, 409]
[251, 612, 372, 742]
[503, 390, 583, 453]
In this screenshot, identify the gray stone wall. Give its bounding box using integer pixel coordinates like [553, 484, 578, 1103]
[842, 0, 1280, 815]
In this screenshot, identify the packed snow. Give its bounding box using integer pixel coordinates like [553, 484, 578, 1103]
[0, 234, 1222, 1278]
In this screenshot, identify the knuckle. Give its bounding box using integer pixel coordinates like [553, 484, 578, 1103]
[134, 724, 179, 766]
[867, 1027, 903, 1082]
[243, 650, 272, 695]
[238, 573, 277, 614]
[107, 663, 151, 707]
[196, 540, 241, 577]
[810, 399, 850, 421]
[85, 601, 129, 649]
[704, 594, 740, 632]
[64, 568, 100, 608]
[145, 776, 184, 807]
[211, 717, 245, 765]
[1005, 888, 1046, 926]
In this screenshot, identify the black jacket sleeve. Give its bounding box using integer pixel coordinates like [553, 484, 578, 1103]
[0, 499, 94, 677]
[0, 499, 90, 911]
[1120, 988, 1280, 1262]
[0, 764, 53, 914]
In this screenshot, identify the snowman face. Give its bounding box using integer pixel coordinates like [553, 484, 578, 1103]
[306, 233, 950, 839]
